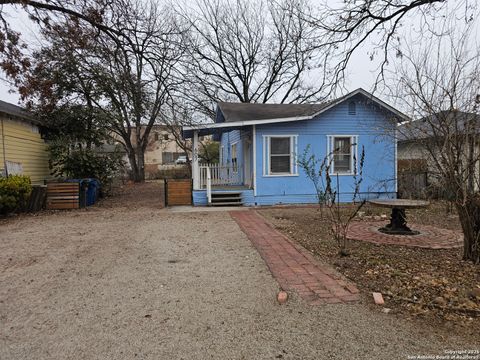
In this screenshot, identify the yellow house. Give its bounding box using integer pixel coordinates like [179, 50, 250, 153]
[0, 100, 50, 184]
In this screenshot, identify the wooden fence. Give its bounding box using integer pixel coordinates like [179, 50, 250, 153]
[398, 171, 428, 199]
[46, 182, 80, 209]
[165, 179, 192, 206]
[397, 159, 428, 199]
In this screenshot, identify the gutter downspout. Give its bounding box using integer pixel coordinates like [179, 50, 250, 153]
[1, 118, 6, 176]
[253, 125, 257, 197]
[394, 126, 398, 196]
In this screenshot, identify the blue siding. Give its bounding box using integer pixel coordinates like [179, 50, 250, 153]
[253, 94, 396, 205]
[192, 93, 396, 207]
[220, 129, 243, 166]
[219, 128, 253, 185]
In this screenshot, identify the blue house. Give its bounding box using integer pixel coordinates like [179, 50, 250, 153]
[183, 88, 406, 206]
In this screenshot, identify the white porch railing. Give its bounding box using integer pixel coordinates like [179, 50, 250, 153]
[199, 163, 242, 189]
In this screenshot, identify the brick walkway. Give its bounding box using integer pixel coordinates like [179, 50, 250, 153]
[347, 221, 463, 249]
[230, 211, 359, 305]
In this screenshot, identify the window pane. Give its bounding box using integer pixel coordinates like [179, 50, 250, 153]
[334, 137, 351, 154]
[271, 155, 290, 173]
[333, 154, 350, 172]
[162, 152, 174, 164]
[271, 137, 290, 154]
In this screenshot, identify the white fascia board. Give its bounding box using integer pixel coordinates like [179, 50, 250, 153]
[182, 115, 312, 131]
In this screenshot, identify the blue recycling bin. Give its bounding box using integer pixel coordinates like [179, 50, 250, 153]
[85, 178, 101, 206]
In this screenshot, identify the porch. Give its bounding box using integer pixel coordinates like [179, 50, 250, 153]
[197, 163, 253, 206]
[187, 124, 254, 206]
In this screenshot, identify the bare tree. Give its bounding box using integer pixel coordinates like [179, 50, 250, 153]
[160, 101, 194, 171]
[298, 144, 367, 256]
[391, 20, 480, 263]
[88, 1, 185, 182]
[178, 0, 334, 118]
[300, 0, 477, 86]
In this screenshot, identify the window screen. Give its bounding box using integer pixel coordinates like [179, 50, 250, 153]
[231, 143, 237, 167]
[270, 137, 291, 174]
[333, 137, 352, 173]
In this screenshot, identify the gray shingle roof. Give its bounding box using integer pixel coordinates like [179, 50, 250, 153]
[0, 99, 32, 120]
[182, 88, 408, 139]
[217, 102, 330, 123]
[398, 110, 480, 142]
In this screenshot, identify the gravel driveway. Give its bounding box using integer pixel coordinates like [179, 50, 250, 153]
[0, 184, 474, 359]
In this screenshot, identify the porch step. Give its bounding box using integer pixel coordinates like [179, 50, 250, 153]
[210, 191, 242, 195]
[210, 192, 243, 206]
[211, 196, 242, 201]
[210, 201, 244, 206]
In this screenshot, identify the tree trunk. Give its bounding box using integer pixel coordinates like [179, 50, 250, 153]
[456, 200, 480, 264]
[135, 145, 145, 183]
[123, 142, 143, 183]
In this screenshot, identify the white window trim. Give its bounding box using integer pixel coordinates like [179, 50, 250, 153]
[262, 135, 299, 177]
[327, 135, 359, 176]
[230, 142, 238, 162]
[230, 141, 239, 173]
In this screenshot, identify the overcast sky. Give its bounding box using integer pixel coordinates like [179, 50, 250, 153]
[0, 1, 477, 107]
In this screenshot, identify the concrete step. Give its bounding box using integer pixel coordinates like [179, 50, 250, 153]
[210, 201, 244, 206]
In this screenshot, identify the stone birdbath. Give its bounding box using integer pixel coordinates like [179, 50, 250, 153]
[368, 199, 429, 235]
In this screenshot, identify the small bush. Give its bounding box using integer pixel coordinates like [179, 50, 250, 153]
[0, 175, 32, 215]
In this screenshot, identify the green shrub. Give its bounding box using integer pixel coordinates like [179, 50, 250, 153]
[49, 141, 124, 191]
[0, 175, 32, 215]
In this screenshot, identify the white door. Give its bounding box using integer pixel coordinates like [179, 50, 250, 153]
[243, 139, 252, 187]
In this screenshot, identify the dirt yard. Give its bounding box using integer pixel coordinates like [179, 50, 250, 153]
[258, 203, 480, 338]
[0, 186, 478, 359]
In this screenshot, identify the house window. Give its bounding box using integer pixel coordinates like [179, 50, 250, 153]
[348, 101, 356, 115]
[162, 152, 174, 164]
[154, 132, 159, 141]
[163, 152, 186, 164]
[163, 134, 169, 141]
[263, 135, 298, 176]
[231, 143, 238, 168]
[328, 135, 358, 175]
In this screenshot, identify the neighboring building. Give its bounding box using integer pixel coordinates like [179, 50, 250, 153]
[119, 125, 189, 178]
[397, 110, 480, 195]
[398, 110, 480, 164]
[0, 100, 51, 184]
[183, 88, 406, 206]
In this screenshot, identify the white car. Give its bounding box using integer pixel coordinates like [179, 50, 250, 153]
[175, 155, 187, 164]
